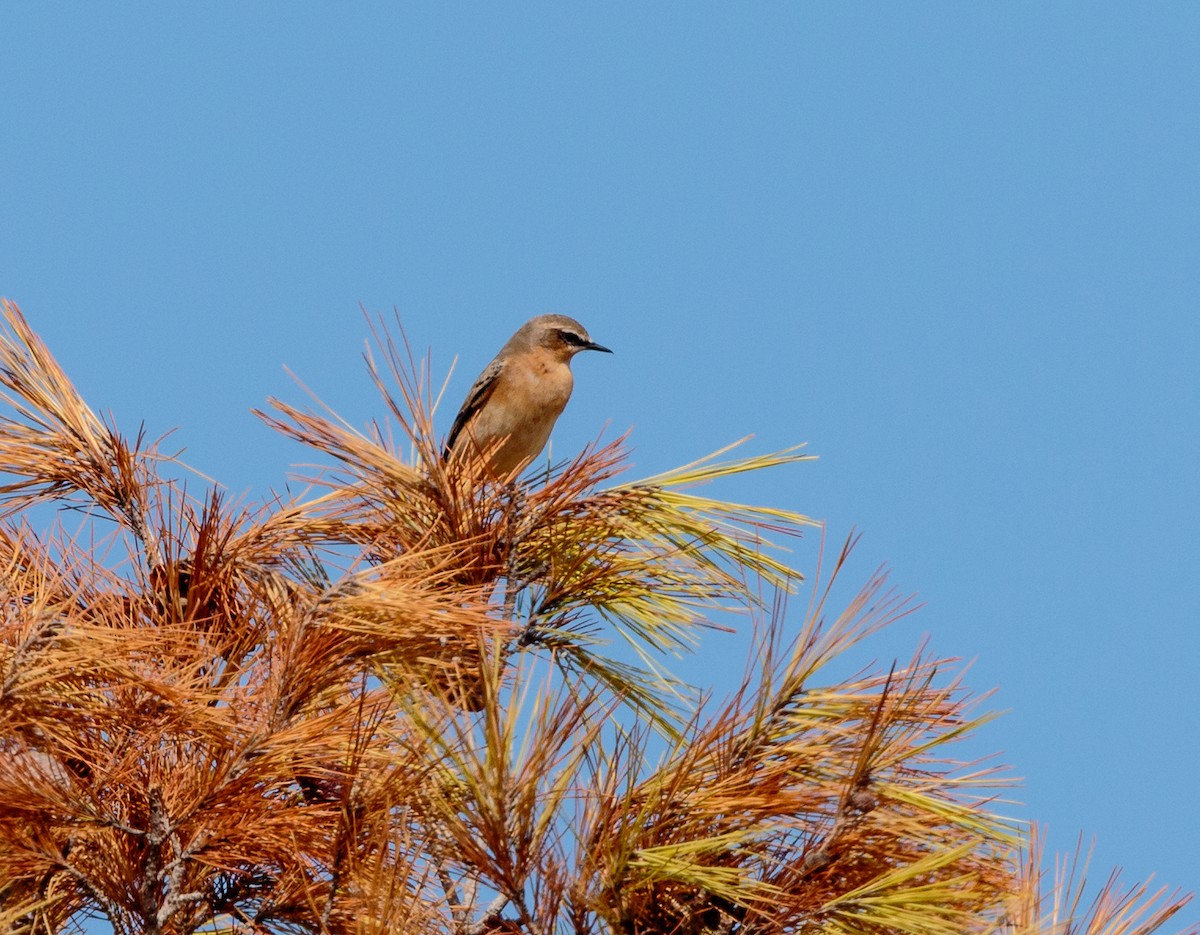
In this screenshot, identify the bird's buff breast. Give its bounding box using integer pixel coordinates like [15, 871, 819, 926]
[469, 361, 573, 473]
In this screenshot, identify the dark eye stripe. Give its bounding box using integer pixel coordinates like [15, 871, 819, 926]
[558, 329, 585, 345]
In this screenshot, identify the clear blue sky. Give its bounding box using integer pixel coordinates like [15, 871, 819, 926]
[3, 3, 1198, 914]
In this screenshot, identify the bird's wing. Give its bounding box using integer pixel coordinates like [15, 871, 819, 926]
[443, 357, 504, 459]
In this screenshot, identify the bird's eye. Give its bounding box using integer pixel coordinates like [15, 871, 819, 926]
[558, 329, 584, 346]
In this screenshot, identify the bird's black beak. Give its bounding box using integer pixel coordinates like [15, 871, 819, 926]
[585, 340, 613, 354]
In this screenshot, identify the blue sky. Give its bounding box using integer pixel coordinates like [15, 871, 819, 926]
[3, 2, 1198, 915]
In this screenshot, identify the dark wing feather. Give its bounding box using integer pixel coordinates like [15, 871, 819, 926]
[443, 358, 504, 459]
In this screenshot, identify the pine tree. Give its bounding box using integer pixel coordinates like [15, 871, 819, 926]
[0, 300, 1191, 935]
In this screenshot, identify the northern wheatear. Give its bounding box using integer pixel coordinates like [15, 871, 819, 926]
[443, 314, 612, 478]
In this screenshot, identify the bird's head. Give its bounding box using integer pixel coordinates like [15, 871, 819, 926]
[522, 314, 612, 362]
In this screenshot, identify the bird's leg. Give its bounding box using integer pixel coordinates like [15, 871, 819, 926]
[498, 479, 525, 622]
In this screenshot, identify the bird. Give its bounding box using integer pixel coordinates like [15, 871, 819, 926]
[443, 314, 612, 478]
